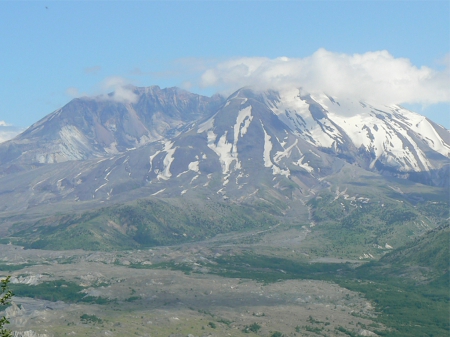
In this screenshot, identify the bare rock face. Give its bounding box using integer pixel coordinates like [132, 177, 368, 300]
[0, 86, 224, 167]
[6, 302, 26, 318]
[13, 331, 49, 337]
[358, 329, 378, 336]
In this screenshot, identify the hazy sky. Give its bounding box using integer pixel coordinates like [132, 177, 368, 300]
[1, 1, 449, 130]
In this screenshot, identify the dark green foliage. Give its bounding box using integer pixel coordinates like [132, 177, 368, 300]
[413, 200, 449, 226]
[337, 276, 449, 337]
[307, 315, 322, 324]
[242, 322, 261, 333]
[0, 276, 13, 337]
[336, 326, 358, 337]
[80, 314, 102, 324]
[208, 322, 216, 329]
[125, 296, 140, 302]
[216, 318, 232, 326]
[271, 332, 283, 337]
[303, 325, 323, 333]
[380, 224, 450, 273]
[209, 254, 350, 283]
[9, 280, 111, 304]
[0, 264, 34, 272]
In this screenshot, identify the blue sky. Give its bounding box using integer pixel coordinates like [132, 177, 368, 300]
[0, 0, 449, 131]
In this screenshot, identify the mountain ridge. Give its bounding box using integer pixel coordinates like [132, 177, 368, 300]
[0, 85, 447, 214]
[0, 86, 224, 167]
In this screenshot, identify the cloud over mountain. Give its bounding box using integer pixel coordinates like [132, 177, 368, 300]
[0, 122, 24, 144]
[100, 76, 139, 103]
[200, 49, 450, 105]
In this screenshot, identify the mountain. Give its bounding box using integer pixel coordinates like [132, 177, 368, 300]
[0, 123, 24, 144]
[0, 86, 448, 208]
[379, 223, 449, 278]
[0, 86, 448, 253]
[145, 87, 450, 192]
[0, 86, 223, 169]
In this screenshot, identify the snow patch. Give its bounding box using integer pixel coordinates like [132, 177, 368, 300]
[157, 141, 177, 180]
[293, 155, 314, 173]
[274, 139, 298, 163]
[261, 121, 290, 177]
[188, 161, 200, 173]
[151, 188, 166, 196]
[207, 131, 235, 174]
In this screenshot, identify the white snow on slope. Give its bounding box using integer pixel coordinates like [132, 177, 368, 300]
[395, 106, 450, 157]
[235, 106, 253, 138]
[266, 89, 335, 148]
[266, 89, 449, 172]
[273, 139, 298, 164]
[157, 141, 177, 180]
[207, 131, 234, 174]
[324, 99, 435, 171]
[149, 149, 162, 172]
[205, 106, 254, 174]
[260, 121, 290, 177]
[151, 188, 166, 196]
[293, 155, 314, 173]
[261, 122, 273, 168]
[188, 161, 200, 173]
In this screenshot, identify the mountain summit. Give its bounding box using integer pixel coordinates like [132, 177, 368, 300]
[145, 87, 450, 190]
[0, 86, 448, 212]
[0, 86, 223, 166]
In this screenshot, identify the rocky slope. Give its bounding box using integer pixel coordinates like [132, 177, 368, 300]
[0, 86, 223, 168]
[0, 86, 447, 222]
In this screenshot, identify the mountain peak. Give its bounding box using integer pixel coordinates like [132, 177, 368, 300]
[0, 86, 448, 192]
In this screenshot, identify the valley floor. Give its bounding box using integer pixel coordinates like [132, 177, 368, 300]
[1, 222, 448, 337]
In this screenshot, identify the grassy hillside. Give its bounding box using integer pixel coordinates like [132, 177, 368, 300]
[357, 224, 450, 282]
[3, 197, 279, 250]
[304, 181, 448, 259]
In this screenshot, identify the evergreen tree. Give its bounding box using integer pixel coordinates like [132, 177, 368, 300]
[0, 276, 12, 337]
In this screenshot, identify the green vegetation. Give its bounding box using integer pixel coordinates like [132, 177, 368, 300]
[0, 276, 13, 337]
[271, 332, 283, 337]
[379, 223, 450, 275]
[337, 275, 449, 337]
[242, 322, 261, 333]
[208, 254, 351, 283]
[303, 325, 323, 333]
[7, 198, 278, 251]
[336, 326, 358, 337]
[80, 314, 102, 324]
[9, 280, 111, 304]
[199, 225, 449, 337]
[305, 190, 447, 259]
[0, 264, 34, 272]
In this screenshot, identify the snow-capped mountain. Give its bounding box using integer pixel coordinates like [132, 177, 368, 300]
[266, 88, 449, 173]
[145, 87, 449, 191]
[0, 86, 448, 212]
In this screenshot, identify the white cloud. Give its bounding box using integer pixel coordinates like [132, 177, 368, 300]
[199, 49, 450, 105]
[100, 76, 139, 104]
[0, 123, 24, 144]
